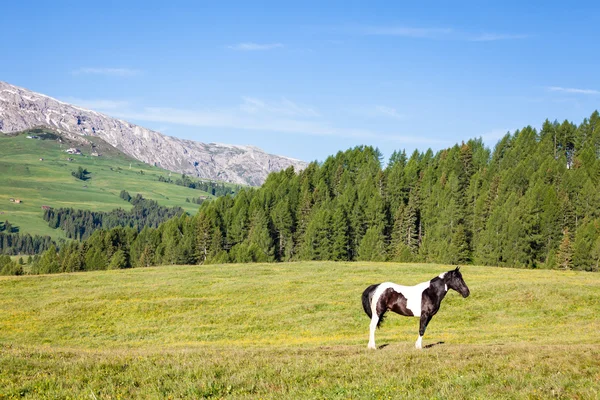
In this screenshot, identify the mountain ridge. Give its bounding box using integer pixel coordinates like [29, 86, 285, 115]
[0, 81, 307, 185]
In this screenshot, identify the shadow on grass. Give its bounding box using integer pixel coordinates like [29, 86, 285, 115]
[377, 341, 445, 350]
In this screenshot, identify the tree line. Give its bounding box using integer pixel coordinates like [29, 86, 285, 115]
[0, 221, 56, 256]
[4, 112, 600, 275]
[42, 191, 184, 240]
[158, 174, 240, 197]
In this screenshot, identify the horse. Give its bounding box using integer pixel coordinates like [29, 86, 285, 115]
[361, 266, 470, 350]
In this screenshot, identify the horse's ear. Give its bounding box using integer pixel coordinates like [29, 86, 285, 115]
[455, 266, 460, 271]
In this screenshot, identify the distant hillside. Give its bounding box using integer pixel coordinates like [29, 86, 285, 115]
[0, 81, 307, 186]
[0, 129, 238, 239]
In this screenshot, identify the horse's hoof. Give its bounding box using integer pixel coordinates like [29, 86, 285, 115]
[367, 344, 376, 350]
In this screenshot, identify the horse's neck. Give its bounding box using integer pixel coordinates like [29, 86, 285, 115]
[429, 277, 449, 300]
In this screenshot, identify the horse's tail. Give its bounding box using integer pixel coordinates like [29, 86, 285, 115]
[362, 284, 379, 319]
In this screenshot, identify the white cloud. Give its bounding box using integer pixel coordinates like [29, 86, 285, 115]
[468, 33, 529, 42]
[239, 97, 320, 117]
[373, 105, 404, 120]
[361, 25, 528, 42]
[71, 67, 141, 77]
[118, 106, 439, 144]
[63, 95, 443, 145]
[547, 86, 599, 95]
[227, 42, 284, 51]
[364, 26, 453, 39]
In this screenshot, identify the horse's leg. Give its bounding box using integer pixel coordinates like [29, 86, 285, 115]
[416, 314, 432, 349]
[368, 315, 379, 349]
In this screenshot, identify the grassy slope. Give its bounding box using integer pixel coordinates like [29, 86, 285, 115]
[0, 262, 598, 399]
[0, 132, 235, 239]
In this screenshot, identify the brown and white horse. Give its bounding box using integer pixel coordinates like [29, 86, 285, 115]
[362, 267, 470, 349]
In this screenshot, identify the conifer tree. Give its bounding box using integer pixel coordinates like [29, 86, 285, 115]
[84, 247, 108, 271]
[108, 249, 128, 269]
[331, 205, 351, 261]
[36, 245, 60, 274]
[271, 200, 293, 261]
[556, 228, 574, 270]
[247, 209, 274, 262]
[358, 225, 387, 261]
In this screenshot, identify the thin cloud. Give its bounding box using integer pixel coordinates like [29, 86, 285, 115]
[361, 25, 527, 42]
[119, 107, 440, 144]
[374, 105, 404, 120]
[64, 95, 444, 145]
[228, 42, 284, 51]
[547, 86, 599, 95]
[468, 33, 529, 42]
[240, 97, 320, 118]
[71, 67, 141, 77]
[364, 26, 453, 39]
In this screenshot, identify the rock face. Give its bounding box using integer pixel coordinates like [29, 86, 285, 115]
[0, 81, 307, 186]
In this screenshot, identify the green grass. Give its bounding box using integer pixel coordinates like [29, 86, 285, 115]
[1, 262, 598, 398]
[0, 131, 238, 239]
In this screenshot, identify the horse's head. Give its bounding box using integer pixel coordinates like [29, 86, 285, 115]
[445, 266, 470, 298]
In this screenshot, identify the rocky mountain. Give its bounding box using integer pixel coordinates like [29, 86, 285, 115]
[0, 81, 307, 186]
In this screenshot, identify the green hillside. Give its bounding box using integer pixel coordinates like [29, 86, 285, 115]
[0, 262, 598, 398]
[0, 130, 237, 239]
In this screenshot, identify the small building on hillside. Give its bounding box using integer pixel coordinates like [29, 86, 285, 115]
[66, 148, 81, 155]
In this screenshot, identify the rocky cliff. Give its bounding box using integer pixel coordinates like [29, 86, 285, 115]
[0, 81, 306, 186]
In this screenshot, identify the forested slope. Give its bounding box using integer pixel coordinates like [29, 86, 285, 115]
[186, 112, 600, 270]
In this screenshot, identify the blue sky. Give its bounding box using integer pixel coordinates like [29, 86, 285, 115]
[2, 1, 599, 162]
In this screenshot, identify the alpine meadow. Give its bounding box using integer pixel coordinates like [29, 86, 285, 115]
[0, 262, 598, 398]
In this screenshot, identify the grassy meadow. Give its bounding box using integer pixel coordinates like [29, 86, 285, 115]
[0, 132, 237, 239]
[0, 262, 598, 399]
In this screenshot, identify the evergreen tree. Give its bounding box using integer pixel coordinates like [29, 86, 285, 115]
[36, 245, 60, 274]
[299, 207, 332, 261]
[0, 255, 23, 276]
[357, 225, 387, 261]
[330, 205, 351, 261]
[84, 248, 108, 271]
[108, 249, 128, 269]
[247, 209, 274, 262]
[556, 228, 574, 270]
[194, 212, 213, 264]
[271, 200, 293, 261]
